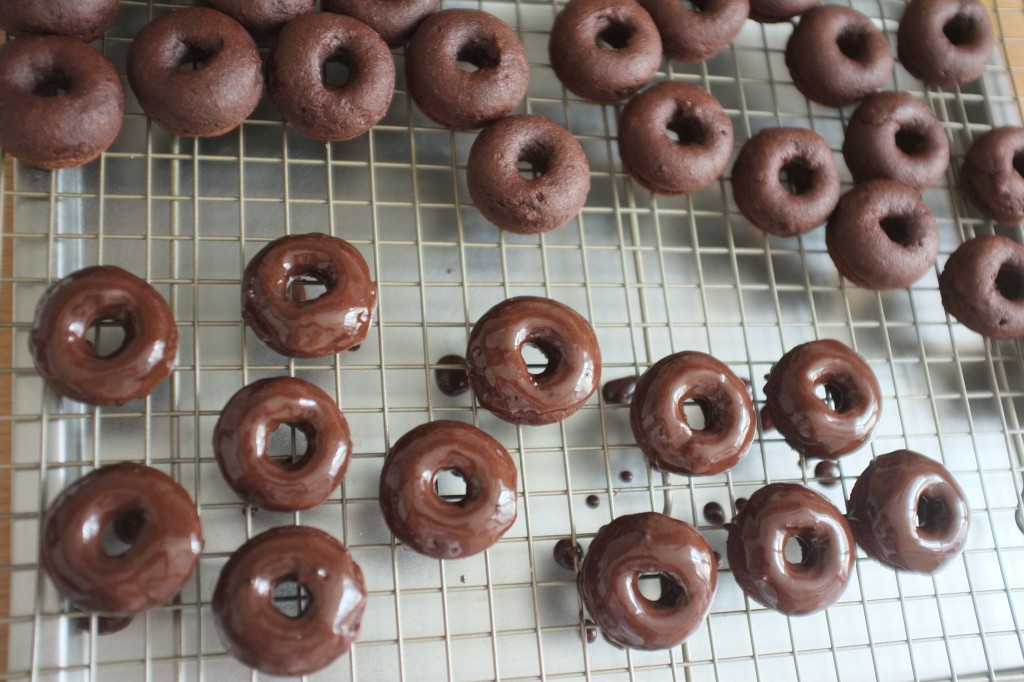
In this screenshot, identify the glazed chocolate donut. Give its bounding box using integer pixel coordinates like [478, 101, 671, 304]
[325, 0, 440, 45]
[467, 115, 590, 234]
[29, 266, 178, 406]
[204, 0, 314, 36]
[629, 351, 755, 476]
[939, 235, 1024, 339]
[0, 37, 123, 169]
[762, 339, 881, 459]
[843, 92, 949, 191]
[959, 127, 1024, 225]
[42, 462, 203, 615]
[748, 0, 816, 23]
[848, 450, 970, 573]
[826, 180, 939, 290]
[638, 0, 747, 63]
[214, 377, 351, 511]
[267, 12, 395, 142]
[731, 127, 841, 237]
[406, 10, 529, 129]
[213, 526, 366, 676]
[785, 6, 893, 108]
[727, 483, 854, 615]
[548, 0, 662, 103]
[580, 512, 716, 649]
[242, 233, 377, 358]
[898, 0, 993, 87]
[618, 81, 733, 195]
[379, 421, 517, 558]
[465, 296, 601, 425]
[0, 0, 120, 41]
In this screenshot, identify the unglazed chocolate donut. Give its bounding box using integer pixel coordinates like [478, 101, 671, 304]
[466, 296, 601, 425]
[638, 0, 747, 63]
[42, 462, 203, 615]
[727, 484, 854, 615]
[0, 0, 120, 42]
[214, 377, 351, 511]
[629, 351, 755, 476]
[580, 512, 716, 649]
[213, 526, 366, 676]
[0, 37, 124, 169]
[748, 0, 816, 23]
[242, 233, 377, 358]
[959, 127, 1024, 225]
[762, 339, 881, 459]
[898, 0, 993, 87]
[847, 450, 970, 573]
[939, 235, 1024, 339]
[204, 0, 315, 36]
[618, 81, 733, 195]
[30, 266, 178, 406]
[325, 0, 440, 45]
[379, 421, 517, 559]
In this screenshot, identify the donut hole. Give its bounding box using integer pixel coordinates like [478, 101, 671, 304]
[666, 110, 708, 146]
[87, 318, 128, 359]
[994, 261, 1024, 303]
[321, 51, 354, 90]
[942, 12, 976, 46]
[517, 144, 552, 180]
[521, 341, 557, 378]
[813, 382, 847, 412]
[595, 20, 634, 50]
[682, 0, 708, 12]
[1012, 152, 1024, 179]
[778, 159, 815, 195]
[879, 215, 912, 246]
[100, 508, 145, 558]
[175, 39, 223, 73]
[267, 424, 312, 469]
[836, 28, 869, 63]
[456, 39, 501, 73]
[681, 398, 709, 430]
[287, 272, 329, 303]
[895, 126, 929, 156]
[637, 572, 686, 609]
[916, 490, 953, 537]
[31, 68, 72, 98]
[272, 576, 312, 618]
[783, 534, 814, 568]
[433, 468, 468, 503]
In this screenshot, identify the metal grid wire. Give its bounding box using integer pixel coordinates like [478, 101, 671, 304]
[2, 0, 1024, 679]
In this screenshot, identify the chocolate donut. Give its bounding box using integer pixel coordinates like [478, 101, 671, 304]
[638, 0, 747, 63]
[748, 0, 816, 23]
[579, 512, 716, 649]
[939, 235, 1024, 339]
[731, 127, 840, 237]
[898, 0, 993, 87]
[785, 6, 893, 108]
[406, 9, 529, 129]
[548, 0, 662, 103]
[848, 450, 970, 573]
[30, 266, 178, 406]
[618, 81, 733, 195]
[0, 0, 120, 42]
[0, 37, 123, 169]
[213, 526, 366, 676]
[467, 115, 590, 234]
[727, 483, 854, 615]
[204, 0, 315, 36]
[42, 463, 203, 615]
[214, 377, 351, 511]
[466, 296, 601, 425]
[242, 233, 377, 358]
[843, 92, 949, 191]
[629, 351, 755, 476]
[267, 12, 394, 142]
[958, 127, 1024, 225]
[762, 339, 881, 459]
[826, 179, 939, 290]
[325, 0, 440, 45]
[379, 421, 517, 559]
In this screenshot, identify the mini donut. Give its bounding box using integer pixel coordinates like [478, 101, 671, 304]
[242, 233, 377, 358]
[939, 235, 1024, 339]
[731, 127, 841, 237]
[762, 339, 881, 459]
[958, 126, 1024, 225]
[406, 9, 529, 129]
[618, 81, 733, 195]
[580, 512, 716, 649]
[267, 12, 395, 142]
[214, 377, 352, 511]
[548, 0, 662, 103]
[0, 0, 120, 42]
[324, 0, 440, 45]
[379, 421, 517, 559]
[42, 462, 203, 615]
[727, 483, 854, 615]
[638, 0, 747, 63]
[826, 179, 939, 290]
[465, 296, 601, 425]
[466, 115, 591, 234]
[213, 526, 366, 676]
[0, 37, 123, 169]
[629, 351, 755, 476]
[843, 92, 949, 191]
[898, 0, 994, 87]
[748, 0, 817, 23]
[785, 6, 893, 108]
[29, 266, 178, 406]
[204, 0, 315, 36]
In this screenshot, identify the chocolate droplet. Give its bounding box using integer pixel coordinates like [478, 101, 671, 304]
[435, 354, 470, 397]
[74, 614, 134, 635]
[814, 460, 840, 487]
[703, 501, 726, 525]
[585, 619, 598, 643]
[553, 538, 583, 570]
[735, 497, 748, 512]
[586, 494, 600, 509]
[620, 470, 634, 483]
[602, 375, 641, 405]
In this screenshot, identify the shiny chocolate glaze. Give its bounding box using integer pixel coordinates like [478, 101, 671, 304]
[213, 525, 366, 676]
[630, 351, 755, 476]
[554, 537, 583, 570]
[379, 420, 517, 559]
[74, 614, 134, 635]
[762, 339, 881, 459]
[847, 450, 970, 573]
[580, 512, 716, 649]
[435, 354, 470, 397]
[242, 233, 377, 358]
[602, 375, 641, 405]
[42, 463, 203, 615]
[726, 483, 854, 615]
[466, 296, 601, 425]
[213, 377, 352, 511]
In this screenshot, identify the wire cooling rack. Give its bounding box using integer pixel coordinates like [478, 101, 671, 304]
[2, 0, 1024, 680]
